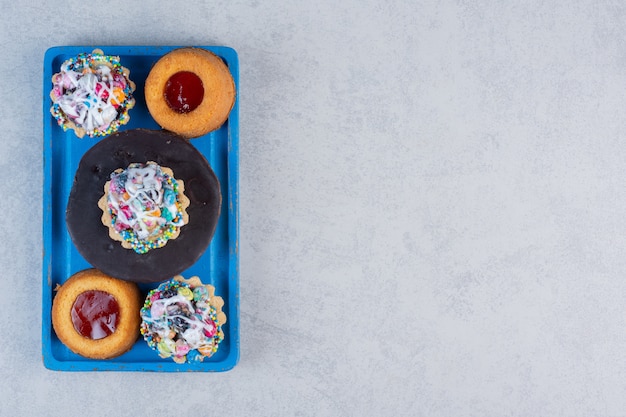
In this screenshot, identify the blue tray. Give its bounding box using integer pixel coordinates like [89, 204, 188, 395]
[42, 46, 239, 371]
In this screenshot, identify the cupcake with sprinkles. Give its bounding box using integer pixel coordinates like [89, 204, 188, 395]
[98, 161, 190, 254]
[140, 275, 226, 363]
[50, 49, 136, 138]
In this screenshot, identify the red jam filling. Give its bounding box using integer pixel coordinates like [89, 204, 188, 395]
[164, 71, 204, 113]
[71, 290, 120, 340]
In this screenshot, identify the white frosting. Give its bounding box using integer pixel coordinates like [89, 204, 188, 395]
[143, 294, 216, 350]
[55, 65, 124, 133]
[108, 163, 183, 240]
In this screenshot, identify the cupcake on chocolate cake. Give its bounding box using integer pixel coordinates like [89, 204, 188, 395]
[140, 275, 226, 363]
[66, 129, 222, 283]
[50, 49, 136, 138]
[98, 161, 190, 254]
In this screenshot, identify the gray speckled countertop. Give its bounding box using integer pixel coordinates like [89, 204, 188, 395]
[1, 1, 625, 416]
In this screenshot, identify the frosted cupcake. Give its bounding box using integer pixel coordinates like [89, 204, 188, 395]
[98, 161, 190, 254]
[140, 276, 226, 363]
[50, 49, 136, 138]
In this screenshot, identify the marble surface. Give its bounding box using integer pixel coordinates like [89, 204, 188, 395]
[1, 0, 625, 415]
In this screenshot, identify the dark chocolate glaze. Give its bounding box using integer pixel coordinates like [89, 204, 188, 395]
[66, 129, 221, 283]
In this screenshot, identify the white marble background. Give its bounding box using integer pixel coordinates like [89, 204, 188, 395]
[1, 0, 625, 416]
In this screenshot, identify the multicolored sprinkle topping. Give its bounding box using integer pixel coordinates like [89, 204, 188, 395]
[140, 277, 225, 363]
[50, 49, 135, 138]
[102, 162, 189, 254]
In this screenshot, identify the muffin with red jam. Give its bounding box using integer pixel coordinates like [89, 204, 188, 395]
[144, 47, 236, 138]
[50, 49, 136, 138]
[140, 275, 226, 363]
[51, 269, 142, 359]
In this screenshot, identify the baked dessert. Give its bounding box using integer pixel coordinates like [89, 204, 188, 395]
[50, 49, 136, 138]
[144, 47, 236, 138]
[65, 129, 221, 283]
[98, 161, 190, 254]
[51, 269, 142, 359]
[140, 275, 226, 363]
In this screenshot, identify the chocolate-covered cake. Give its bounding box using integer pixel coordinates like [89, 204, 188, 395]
[66, 129, 221, 283]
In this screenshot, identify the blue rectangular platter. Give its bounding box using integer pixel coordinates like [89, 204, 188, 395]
[42, 45, 239, 371]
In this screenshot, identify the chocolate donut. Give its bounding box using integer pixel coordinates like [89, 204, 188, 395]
[66, 129, 221, 283]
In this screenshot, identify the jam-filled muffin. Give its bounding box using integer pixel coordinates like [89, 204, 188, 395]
[98, 161, 190, 254]
[49, 49, 136, 138]
[51, 269, 142, 359]
[140, 275, 226, 363]
[144, 47, 236, 138]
